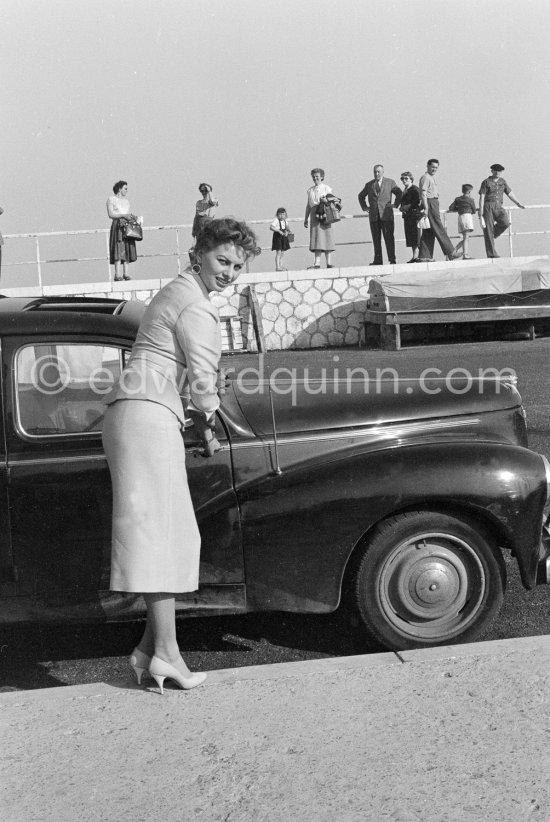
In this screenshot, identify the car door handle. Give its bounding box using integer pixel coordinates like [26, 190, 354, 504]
[187, 445, 228, 458]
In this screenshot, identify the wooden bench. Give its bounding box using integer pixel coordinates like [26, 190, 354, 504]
[363, 304, 550, 350]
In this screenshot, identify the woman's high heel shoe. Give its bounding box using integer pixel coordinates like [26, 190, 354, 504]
[149, 656, 207, 694]
[129, 647, 152, 685]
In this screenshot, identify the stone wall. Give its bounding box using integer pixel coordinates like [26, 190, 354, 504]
[3, 256, 544, 351]
[236, 276, 370, 349]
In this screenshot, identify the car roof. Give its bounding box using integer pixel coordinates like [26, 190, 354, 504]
[0, 296, 145, 337]
[0, 295, 130, 314]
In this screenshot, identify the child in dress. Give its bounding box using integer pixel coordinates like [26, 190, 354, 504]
[270, 207, 291, 272]
[448, 184, 477, 259]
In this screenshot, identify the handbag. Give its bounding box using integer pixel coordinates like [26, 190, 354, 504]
[287, 232, 295, 243]
[316, 195, 342, 225]
[323, 196, 342, 225]
[417, 214, 430, 231]
[122, 220, 143, 241]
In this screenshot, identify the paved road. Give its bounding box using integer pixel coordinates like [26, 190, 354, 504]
[2, 338, 550, 691]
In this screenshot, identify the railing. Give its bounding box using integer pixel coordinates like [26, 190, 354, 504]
[3, 205, 549, 288]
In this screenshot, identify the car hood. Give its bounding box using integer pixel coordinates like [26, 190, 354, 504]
[230, 376, 522, 436]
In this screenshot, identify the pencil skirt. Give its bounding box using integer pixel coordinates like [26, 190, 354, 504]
[102, 399, 201, 593]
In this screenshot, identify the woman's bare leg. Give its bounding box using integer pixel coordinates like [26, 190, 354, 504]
[136, 615, 155, 657]
[143, 593, 192, 675]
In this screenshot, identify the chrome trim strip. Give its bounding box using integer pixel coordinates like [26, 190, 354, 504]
[7, 419, 479, 464]
[8, 453, 107, 467]
[15, 429, 102, 442]
[230, 417, 481, 449]
[10, 446, 232, 467]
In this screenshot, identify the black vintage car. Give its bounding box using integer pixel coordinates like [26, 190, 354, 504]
[1, 296, 549, 651]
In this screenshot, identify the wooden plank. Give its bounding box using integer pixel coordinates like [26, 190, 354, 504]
[247, 284, 266, 353]
[380, 323, 400, 350]
[220, 316, 245, 352]
[365, 306, 550, 327]
[230, 316, 243, 348]
[363, 303, 550, 349]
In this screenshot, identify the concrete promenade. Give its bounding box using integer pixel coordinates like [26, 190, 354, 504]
[2, 635, 550, 822]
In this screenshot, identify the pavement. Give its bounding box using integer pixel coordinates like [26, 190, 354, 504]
[2, 636, 550, 822]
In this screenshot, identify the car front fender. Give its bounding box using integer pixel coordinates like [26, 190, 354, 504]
[239, 440, 548, 612]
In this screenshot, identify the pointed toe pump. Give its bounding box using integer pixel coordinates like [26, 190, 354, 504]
[129, 647, 152, 685]
[149, 656, 207, 694]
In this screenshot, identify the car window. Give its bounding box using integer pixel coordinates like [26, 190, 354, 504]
[15, 343, 125, 437]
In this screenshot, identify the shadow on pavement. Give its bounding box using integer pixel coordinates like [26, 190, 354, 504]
[0, 610, 381, 691]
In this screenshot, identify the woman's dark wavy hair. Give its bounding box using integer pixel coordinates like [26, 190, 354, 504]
[113, 180, 127, 194]
[193, 217, 261, 261]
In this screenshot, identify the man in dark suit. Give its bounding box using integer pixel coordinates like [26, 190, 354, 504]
[358, 165, 402, 265]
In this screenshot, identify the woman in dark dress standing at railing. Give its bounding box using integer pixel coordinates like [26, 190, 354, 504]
[398, 172, 422, 263]
[107, 180, 139, 281]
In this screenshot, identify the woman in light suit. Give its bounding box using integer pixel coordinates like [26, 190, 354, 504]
[103, 218, 260, 693]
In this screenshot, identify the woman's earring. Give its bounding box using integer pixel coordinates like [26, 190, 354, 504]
[191, 263, 202, 275]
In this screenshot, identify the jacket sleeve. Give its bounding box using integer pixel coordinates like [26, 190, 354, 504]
[175, 300, 221, 420]
[391, 181, 402, 207]
[358, 183, 369, 211]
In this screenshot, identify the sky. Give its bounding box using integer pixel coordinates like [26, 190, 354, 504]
[2, 0, 550, 283]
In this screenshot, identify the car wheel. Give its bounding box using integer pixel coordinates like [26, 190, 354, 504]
[354, 511, 506, 651]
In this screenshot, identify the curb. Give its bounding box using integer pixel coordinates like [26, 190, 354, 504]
[2, 634, 550, 702]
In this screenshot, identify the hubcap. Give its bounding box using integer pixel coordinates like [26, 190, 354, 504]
[377, 532, 486, 641]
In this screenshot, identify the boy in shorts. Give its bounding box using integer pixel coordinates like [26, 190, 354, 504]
[448, 184, 477, 259]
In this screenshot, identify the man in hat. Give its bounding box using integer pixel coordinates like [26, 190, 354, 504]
[478, 164, 525, 258]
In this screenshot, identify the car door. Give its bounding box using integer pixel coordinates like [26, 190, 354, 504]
[4, 334, 244, 623]
[0, 344, 13, 606]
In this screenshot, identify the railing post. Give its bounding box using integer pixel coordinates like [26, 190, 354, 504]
[35, 236, 43, 290]
[4, 210, 550, 286]
[175, 228, 181, 277]
[106, 231, 112, 282]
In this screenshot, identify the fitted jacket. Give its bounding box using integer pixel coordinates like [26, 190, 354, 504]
[105, 269, 221, 423]
[358, 178, 402, 222]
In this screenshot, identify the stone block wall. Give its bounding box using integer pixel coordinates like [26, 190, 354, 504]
[194, 269, 373, 350]
[4, 256, 543, 351]
[11, 268, 375, 350]
[241, 277, 370, 349]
